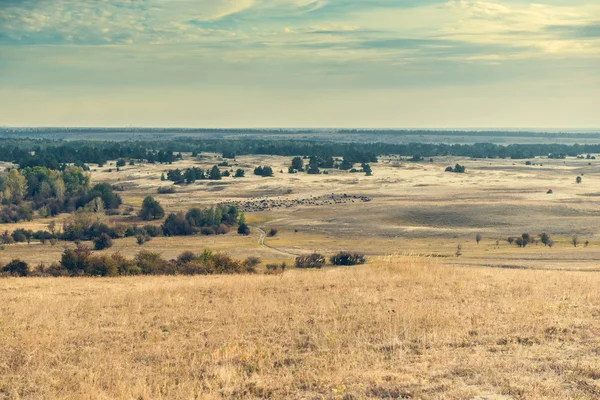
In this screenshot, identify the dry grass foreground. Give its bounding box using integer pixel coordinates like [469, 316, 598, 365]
[1, 257, 600, 400]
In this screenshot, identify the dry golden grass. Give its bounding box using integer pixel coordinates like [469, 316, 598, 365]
[1, 256, 600, 399]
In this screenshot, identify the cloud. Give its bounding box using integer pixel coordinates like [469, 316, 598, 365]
[1, 0, 600, 128]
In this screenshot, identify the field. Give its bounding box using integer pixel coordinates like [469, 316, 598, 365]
[2, 152, 600, 399]
[2, 256, 600, 399]
[2, 152, 600, 270]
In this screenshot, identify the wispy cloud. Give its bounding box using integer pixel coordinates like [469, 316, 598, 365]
[0, 0, 599, 127]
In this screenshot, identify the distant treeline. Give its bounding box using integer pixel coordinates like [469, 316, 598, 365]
[2, 138, 600, 169]
[3, 127, 600, 139]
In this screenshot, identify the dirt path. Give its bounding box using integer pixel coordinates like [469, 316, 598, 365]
[252, 226, 300, 257]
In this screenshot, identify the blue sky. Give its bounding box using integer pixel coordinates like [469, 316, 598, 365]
[1, 0, 599, 128]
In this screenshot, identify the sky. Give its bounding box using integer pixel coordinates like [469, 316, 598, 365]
[1, 0, 599, 128]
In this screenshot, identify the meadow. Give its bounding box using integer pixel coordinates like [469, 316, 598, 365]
[2, 151, 600, 399]
[2, 256, 599, 399]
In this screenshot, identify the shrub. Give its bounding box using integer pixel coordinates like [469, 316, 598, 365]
[93, 233, 113, 250]
[265, 262, 286, 275]
[2, 259, 29, 276]
[85, 255, 118, 276]
[11, 229, 30, 243]
[540, 233, 551, 246]
[244, 256, 261, 268]
[216, 224, 230, 235]
[254, 166, 274, 177]
[329, 252, 366, 266]
[136, 234, 151, 245]
[60, 244, 92, 275]
[201, 226, 216, 235]
[143, 225, 162, 237]
[475, 233, 482, 244]
[238, 224, 250, 235]
[134, 250, 172, 275]
[445, 164, 466, 173]
[268, 228, 278, 237]
[157, 186, 176, 194]
[295, 253, 326, 269]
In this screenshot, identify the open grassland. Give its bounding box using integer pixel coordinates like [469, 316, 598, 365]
[3, 153, 600, 270]
[1, 256, 600, 399]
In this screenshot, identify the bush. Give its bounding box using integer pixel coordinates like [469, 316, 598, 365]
[157, 186, 176, 194]
[136, 234, 151, 245]
[244, 256, 261, 268]
[216, 224, 230, 235]
[295, 253, 326, 269]
[329, 252, 366, 266]
[2, 259, 29, 276]
[265, 262, 286, 275]
[85, 255, 118, 276]
[143, 225, 162, 237]
[134, 250, 172, 275]
[238, 223, 250, 235]
[268, 228, 278, 237]
[93, 233, 113, 250]
[200, 226, 216, 235]
[11, 229, 30, 243]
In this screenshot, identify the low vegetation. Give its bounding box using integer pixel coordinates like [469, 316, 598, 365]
[2, 256, 599, 398]
[1, 246, 259, 277]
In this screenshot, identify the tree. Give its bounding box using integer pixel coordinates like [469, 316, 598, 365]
[362, 163, 373, 176]
[540, 233, 551, 246]
[572, 235, 579, 247]
[291, 157, 304, 171]
[139, 196, 165, 221]
[521, 233, 531, 247]
[2, 259, 29, 276]
[237, 213, 250, 235]
[209, 165, 222, 180]
[307, 164, 320, 174]
[93, 233, 113, 250]
[116, 159, 126, 167]
[475, 233, 482, 244]
[576, 176, 582, 184]
[4, 169, 27, 203]
[234, 169, 245, 178]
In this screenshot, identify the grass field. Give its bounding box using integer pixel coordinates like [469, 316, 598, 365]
[1, 256, 599, 399]
[3, 153, 600, 271]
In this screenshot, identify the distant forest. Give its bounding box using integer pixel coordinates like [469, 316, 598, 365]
[2, 127, 600, 139]
[1, 137, 600, 169]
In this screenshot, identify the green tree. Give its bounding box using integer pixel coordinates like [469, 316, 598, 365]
[139, 196, 165, 221]
[237, 213, 250, 235]
[4, 169, 27, 203]
[93, 233, 113, 250]
[209, 166, 222, 180]
[2, 259, 29, 276]
[291, 157, 304, 171]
